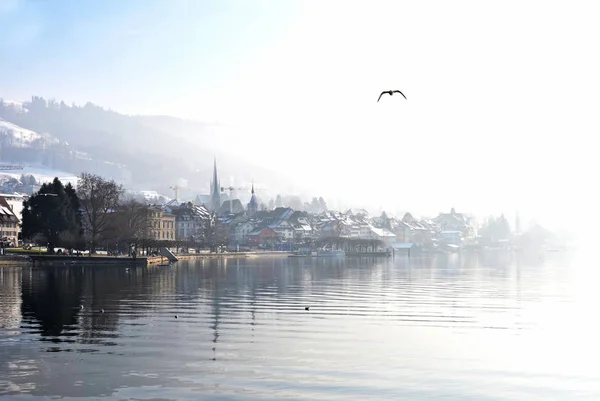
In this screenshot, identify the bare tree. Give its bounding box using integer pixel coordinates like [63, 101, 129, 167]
[77, 173, 123, 253]
[110, 199, 151, 253]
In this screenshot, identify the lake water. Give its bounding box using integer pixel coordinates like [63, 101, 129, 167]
[1, 252, 599, 400]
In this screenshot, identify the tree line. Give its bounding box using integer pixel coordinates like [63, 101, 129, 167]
[20, 173, 210, 255]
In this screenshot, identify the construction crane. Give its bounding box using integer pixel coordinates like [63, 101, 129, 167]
[220, 186, 247, 197]
[170, 185, 184, 201]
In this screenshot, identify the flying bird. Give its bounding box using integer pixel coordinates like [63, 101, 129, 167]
[377, 90, 407, 102]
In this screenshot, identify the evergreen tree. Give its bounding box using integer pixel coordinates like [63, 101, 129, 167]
[480, 214, 511, 241]
[21, 177, 82, 253]
[318, 197, 327, 213]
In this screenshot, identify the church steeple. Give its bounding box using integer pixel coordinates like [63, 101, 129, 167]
[247, 180, 258, 215]
[210, 157, 221, 212]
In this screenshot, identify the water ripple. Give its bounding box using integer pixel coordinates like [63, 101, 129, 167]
[0, 252, 598, 399]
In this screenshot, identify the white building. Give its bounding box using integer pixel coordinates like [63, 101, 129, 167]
[369, 226, 397, 246]
[270, 220, 295, 241]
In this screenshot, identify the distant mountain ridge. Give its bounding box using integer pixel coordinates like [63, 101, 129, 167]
[0, 96, 298, 204]
[0, 96, 223, 192]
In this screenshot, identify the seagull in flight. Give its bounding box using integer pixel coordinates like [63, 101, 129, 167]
[377, 90, 407, 102]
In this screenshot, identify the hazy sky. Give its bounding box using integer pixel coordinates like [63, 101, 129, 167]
[1, 0, 599, 231]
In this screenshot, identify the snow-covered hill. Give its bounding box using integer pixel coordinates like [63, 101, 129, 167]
[0, 165, 79, 186]
[0, 118, 59, 148]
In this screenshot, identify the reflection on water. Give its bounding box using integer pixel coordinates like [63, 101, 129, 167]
[0, 251, 598, 400]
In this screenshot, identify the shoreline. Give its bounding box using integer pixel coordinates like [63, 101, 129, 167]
[148, 251, 292, 265]
[0, 255, 31, 266]
[3, 251, 294, 267]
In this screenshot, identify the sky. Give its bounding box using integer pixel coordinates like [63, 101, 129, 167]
[1, 0, 599, 232]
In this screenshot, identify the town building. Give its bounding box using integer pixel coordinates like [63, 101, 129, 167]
[219, 199, 245, 215]
[147, 205, 176, 241]
[0, 196, 20, 247]
[433, 208, 476, 239]
[169, 202, 212, 242]
[369, 226, 397, 246]
[230, 219, 255, 246]
[247, 227, 277, 247]
[440, 230, 462, 246]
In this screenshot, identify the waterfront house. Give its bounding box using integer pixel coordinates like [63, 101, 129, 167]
[171, 202, 212, 242]
[0, 196, 19, 247]
[230, 219, 255, 246]
[0, 193, 27, 245]
[247, 227, 278, 247]
[147, 205, 176, 241]
[369, 226, 397, 246]
[269, 219, 294, 242]
[440, 230, 462, 246]
[433, 208, 476, 239]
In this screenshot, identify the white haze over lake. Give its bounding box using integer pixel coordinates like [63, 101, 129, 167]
[1, 0, 598, 235]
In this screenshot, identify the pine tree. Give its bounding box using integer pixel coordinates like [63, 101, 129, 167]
[21, 178, 82, 253]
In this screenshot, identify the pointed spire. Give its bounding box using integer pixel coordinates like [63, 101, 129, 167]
[212, 157, 218, 188]
[210, 156, 221, 211]
[247, 180, 258, 215]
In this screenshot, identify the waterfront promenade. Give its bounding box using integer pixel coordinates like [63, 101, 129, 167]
[1, 251, 293, 267]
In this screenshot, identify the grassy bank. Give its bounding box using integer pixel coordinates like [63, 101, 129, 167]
[7, 248, 48, 255]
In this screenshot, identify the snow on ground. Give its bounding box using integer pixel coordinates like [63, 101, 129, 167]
[0, 118, 59, 147]
[0, 164, 79, 186]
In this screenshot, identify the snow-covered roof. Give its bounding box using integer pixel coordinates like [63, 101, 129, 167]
[370, 226, 396, 237]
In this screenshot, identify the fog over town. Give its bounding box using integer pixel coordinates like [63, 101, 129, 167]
[1, 0, 598, 239]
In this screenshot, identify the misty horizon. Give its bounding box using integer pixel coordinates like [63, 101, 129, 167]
[2, 0, 599, 235]
[1, 3, 598, 400]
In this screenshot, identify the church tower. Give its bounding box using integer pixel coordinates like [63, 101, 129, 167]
[247, 182, 258, 216]
[209, 157, 221, 212]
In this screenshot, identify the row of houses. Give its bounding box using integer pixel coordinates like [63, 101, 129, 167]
[145, 200, 213, 242]
[97, 199, 478, 250]
[216, 206, 477, 249]
[0, 187, 478, 251]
